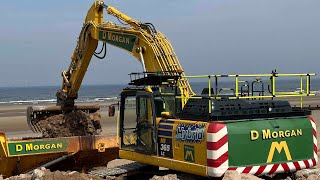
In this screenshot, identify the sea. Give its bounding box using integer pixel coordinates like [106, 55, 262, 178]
[0, 79, 319, 105]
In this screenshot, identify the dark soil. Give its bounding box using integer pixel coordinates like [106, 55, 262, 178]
[39, 111, 102, 138]
[3, 168, 104, 180]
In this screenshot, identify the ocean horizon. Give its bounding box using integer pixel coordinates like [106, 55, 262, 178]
[0, 78, 319, 105]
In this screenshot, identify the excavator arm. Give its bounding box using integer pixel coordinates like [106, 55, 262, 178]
[27, 1, 193, 132]
[57, 1, 193, 107]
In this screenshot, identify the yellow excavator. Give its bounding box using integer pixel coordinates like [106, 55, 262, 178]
[24, 1, 317, 178]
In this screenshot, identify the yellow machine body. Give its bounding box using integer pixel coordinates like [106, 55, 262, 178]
[0, 132, 118, 177]
[120, 118, 208, 176]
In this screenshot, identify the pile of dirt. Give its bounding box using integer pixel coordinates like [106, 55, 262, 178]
[223, 169, 320, 180]
[223, 170, 263, 180]
[150, 174, 178, 180]
[39, 111, 102, 138]
[295, 168, 320, 180]
[4, 167, 320, 180]
[2, 168, 104, 180]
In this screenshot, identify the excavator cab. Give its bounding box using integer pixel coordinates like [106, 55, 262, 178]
[117, 72, 180, 155]
[119, 89, 157, 155]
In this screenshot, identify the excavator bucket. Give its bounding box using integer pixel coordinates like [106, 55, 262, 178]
[27, 105, 100, 133]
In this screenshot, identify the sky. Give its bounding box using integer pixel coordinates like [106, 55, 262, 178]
[0, 0, 319, 87]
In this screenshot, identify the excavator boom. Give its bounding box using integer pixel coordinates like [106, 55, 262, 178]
[27, 1, 194, 133]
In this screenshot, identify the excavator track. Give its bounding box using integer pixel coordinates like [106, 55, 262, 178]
[27, 104, 100, 133]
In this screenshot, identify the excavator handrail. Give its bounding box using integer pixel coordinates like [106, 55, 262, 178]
[175, 72, 316, 112]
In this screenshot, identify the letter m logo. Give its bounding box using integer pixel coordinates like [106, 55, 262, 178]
[184, 145, 195, 162]
[267, 141, 292, 163]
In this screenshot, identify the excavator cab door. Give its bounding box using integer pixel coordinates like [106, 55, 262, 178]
[120, 90, 156, 155]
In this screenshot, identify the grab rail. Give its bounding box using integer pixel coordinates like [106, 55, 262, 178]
[177, 72, 316, 112]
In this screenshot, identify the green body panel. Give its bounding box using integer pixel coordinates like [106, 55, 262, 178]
[8, 140, 68, 156]
[99, 31, 136, 52]
[227, 117, 313, 166]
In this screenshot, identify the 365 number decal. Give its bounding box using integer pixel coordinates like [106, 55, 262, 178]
[160, 144, 171, 152]
[158, 138, 173, 158]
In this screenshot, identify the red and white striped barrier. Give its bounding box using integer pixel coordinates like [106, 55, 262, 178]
[207, 123, 229, 177]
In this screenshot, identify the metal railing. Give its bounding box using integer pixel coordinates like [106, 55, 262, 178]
[175, 73, 316, 113]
